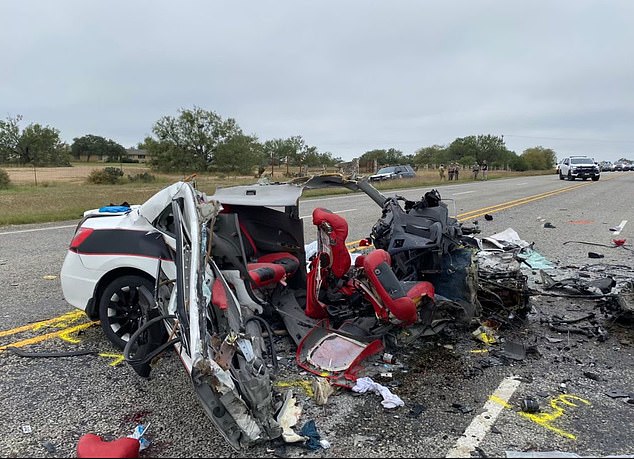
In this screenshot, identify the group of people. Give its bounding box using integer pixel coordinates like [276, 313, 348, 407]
[438, 163, 461, 181]
[471, 160, 488, 180]
[439, 161, 488, 181]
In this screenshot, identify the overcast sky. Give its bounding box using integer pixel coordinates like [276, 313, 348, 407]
[2, 0, 633, 162]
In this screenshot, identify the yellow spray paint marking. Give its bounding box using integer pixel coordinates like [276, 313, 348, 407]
[98, 353, 125, 366]
[274, 379, 315, 398]
[0, 321, 97, 351]
[43, 275, 58, 280]
[490, 393, 591, 440]
[0, 310, 87, 338]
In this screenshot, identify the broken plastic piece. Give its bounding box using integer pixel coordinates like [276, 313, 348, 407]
[520, 397, 540, 413]
[472, 325, 498, 345]
[311, 378, 334, 406]
[500, 341, 526, 361]
[588, 252, 604, 259]
[76, 434, 140, 459]
[484, 214, 493, 221]
[543, 222, 556, 228]
[408, 403, 426, 418]
[276, 391, 305, 444]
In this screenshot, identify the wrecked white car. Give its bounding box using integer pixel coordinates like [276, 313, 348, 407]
[103, 175, 542, 450]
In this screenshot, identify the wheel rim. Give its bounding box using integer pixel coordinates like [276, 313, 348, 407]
[106, 285, 142, 342]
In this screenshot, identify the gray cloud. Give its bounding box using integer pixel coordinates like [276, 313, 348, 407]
[2, 0, 633, 162]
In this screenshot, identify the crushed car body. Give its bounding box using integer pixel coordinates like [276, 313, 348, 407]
[64, 175, 548, 450]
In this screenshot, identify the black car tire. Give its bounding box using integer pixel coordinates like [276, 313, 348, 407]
[99, 275, 155, 350]
[592, 176, 600, 181]
[567, 172, 574, 181]
[559, 172, 564, 180]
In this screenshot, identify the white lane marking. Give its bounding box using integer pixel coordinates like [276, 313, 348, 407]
[452, 190, 475, 196]
[612, 220, 628, 236]
[445, 376, 521, 458]
[0, 224, 76, 236]
[300, 208, 357, 219]
[516, 182, 528, 185]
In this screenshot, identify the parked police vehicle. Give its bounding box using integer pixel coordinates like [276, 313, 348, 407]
[558, 155, 600, 181]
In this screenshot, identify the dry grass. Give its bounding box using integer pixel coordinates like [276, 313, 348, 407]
[0, 164, 551, 226]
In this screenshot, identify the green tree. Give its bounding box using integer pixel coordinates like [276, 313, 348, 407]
[213, 134, 263, 175]
[0, 115, 69, 166]
[71, 135, 127, 163]
[0, 115, 21, 163]
[360, 148, 404, 168]
[521, 146, 557, 170]
[413, 145, 449, 167]
[148, 106, 243, 173]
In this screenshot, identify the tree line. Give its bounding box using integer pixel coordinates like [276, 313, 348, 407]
[0, 107, 569, 174]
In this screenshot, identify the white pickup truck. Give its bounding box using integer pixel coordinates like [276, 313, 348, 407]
[559, 156, 600, 181]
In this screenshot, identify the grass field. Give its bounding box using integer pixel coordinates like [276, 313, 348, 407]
[0, 163, 550, 226]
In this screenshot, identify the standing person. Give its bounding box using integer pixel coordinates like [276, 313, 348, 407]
[439, 164, 446, 181]
[448, 163, 455, 181]
[481, 160, 488, 180]
[472, 162, 480, 180]
[454, 163, 459, 180]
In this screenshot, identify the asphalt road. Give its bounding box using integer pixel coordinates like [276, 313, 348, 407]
[0, 173, 633, 458]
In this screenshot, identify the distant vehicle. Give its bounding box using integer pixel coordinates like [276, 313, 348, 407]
[614, 162, 631, 171]
[368, 165, 416, 181]
[599, 161, 614, 172]
[559, 155, 600, 181]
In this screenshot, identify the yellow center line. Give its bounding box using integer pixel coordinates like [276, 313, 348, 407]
[457, 183, 590, 221]
[344, 181, 597, 247]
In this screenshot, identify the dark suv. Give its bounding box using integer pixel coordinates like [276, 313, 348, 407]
[368, 165, 416, 181]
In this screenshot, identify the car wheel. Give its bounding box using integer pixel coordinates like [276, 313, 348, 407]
[592, 176, 600, 181]
[567, 172, 573, 181]
[99, 275, 154, 350]
[559, 172, 564, 180]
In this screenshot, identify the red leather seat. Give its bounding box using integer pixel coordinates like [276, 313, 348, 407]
[239, 221, 300, 277]
[305, 207, 435, 326]
[361, 249, 434, 326]
[247, 262, 286, 288]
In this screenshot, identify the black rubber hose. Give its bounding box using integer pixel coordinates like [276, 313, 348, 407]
[123, 314, 180, 366]
[5, 348, 97, 358]
[244, 315, 279, 372]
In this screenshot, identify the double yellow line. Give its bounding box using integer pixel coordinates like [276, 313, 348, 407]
[456, 182, 590, 222]
[346, 181, 594, 248]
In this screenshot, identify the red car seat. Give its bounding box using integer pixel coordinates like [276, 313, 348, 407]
[305, 208, 435, 326]
[360, 249, 434, 326]
[305, 208, 353, 319]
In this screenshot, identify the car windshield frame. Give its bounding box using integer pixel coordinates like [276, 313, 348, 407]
[376, 167, 396, 174]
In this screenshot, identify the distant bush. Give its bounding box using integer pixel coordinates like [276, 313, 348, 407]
[87, 167, 124, 184]
[127, 172, 156, 183]
[0, 168, 10, 189]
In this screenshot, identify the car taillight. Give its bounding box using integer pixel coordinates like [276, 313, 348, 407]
[69, 227, 94, 252]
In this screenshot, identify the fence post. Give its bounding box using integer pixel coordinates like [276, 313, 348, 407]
[33, 164, 38, 187]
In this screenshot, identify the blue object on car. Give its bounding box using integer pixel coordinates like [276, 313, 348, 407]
[98, 205, 131, 213]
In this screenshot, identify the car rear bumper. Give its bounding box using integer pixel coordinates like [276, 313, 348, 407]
[60, 251, 99, 312]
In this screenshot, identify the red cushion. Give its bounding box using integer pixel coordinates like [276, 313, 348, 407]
[312, 208, 351, 278]
[212, 278, 229, 310]
[247, 262, 286, 288]
[77, 434, 140, 459]
[257, 252, 300, 276]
